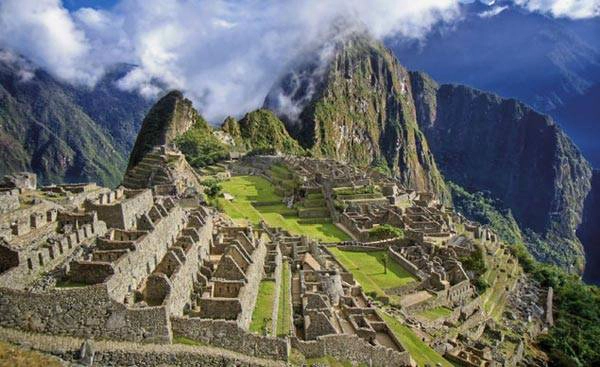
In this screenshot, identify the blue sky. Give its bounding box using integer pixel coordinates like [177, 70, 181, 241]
[63, 0, 118, 11]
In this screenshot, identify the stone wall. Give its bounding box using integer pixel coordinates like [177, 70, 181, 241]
[237, 238, 267, 329]
[162, 218, 213, 316]
[0, 285, 171, 343]
[197, 298, 242, 319]
[0, 221, 107, 289]
[0, 189, 19, 214]
[84, 189, 153, 230]
[104, 205, 186, 302]
[388, 247, 426, 280]
[171, 317, 289, 360]
[291, 335, 414, 367]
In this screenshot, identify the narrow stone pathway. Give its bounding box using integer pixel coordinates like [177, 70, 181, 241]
[0, 327, 286, 367]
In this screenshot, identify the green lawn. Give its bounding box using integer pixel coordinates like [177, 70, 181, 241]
[276, 261, 292, 336]
[218, 176, 349, 243]
[250, 280, 277, 335]
[328, 248, 416, 297]
[417, 306, 453, 320]
[379, 311, 453, 367]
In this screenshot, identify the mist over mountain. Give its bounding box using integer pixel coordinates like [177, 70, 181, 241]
[0, 51, 153, 186]
[388, 1, 600, 166]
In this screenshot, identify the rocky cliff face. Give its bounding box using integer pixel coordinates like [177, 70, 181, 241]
[578, 170, 600, 283]
[410, 71, 593, 271]
[264, 35, 448, 201]
[128, 90, 203, 169]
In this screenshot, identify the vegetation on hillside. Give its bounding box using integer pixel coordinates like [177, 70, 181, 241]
[509, 244, 600, 366]
[449, 182, 522, 245]
[451, 181, 599, 365]
[236, 109, 305, 155]
[175, 122, 230, 168]
[459, 244, 488, 292]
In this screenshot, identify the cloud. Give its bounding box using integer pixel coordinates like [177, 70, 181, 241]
[84, 0, 462, 122]
[1, 0, 597, 121]
[513, 0, 600, 19]
[479, 5, 509, 17]
[0, 0, 102, 85]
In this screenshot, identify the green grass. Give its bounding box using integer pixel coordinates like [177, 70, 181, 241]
[173, 336, 205, 346]
[218, 176, 349, 242]
[276, 261, 292, 336]
[250, 280, 277, 335]
[328, 248, 416, 297]
[417, 307, 453, 320]
[379, 311, 453, 367]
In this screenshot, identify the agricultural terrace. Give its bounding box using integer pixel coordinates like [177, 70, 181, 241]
[217, 175, 349, 243]
[327, 247, 416, 298]
[379, 311, 453, 367]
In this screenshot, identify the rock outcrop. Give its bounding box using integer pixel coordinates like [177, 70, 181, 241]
[410, 71, 593, 271]
[221, 109, 304, 155]
[128, 91, 202, 170]
[264, 34, 449, 201]
[124, 91, 203, 193]
[578, 170, 600, 284]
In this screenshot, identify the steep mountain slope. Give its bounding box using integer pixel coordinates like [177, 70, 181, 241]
[389, 2, 600, 166]
[264, 35, 449, 201]
[222, 109, 304, 155]
[128, 90, 202, 169]
[0, 52, 152, 186]
[578, 170, 600, 284]
[411, 71, 592, 271]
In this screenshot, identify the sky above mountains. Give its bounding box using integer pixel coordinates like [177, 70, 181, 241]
[0, 0, 598, 121]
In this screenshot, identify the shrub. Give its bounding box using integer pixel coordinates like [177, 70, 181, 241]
[368, 224, 404, 240]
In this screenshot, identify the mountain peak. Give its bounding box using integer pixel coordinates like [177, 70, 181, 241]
[127, 90, 206, 169]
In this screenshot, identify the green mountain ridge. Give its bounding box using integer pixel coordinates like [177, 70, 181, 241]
[264, 34, 450, 202]
[0, 55, 152, 187]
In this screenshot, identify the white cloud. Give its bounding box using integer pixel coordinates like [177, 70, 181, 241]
[91, 0, 462, 121]
[479, 5, 509, 17]
[514, 0, 600, 19]
[0, 0, 102, 85]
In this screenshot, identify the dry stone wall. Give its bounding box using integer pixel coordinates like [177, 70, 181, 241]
[171, 317, 289, 360]
[0, 285, 171, 343]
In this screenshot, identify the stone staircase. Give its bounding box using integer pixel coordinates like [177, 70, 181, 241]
[122, 146, 202, 192]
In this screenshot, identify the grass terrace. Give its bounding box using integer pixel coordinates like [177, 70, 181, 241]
[417, 306, 453, 320]
[276, 261, 292, 336]
[250, 280, 277, 335]
[379, 311, 453, 367]
[218, 175, 349, 243]
[328, 248, 416, 298]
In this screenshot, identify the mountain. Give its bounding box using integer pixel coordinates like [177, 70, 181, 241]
[578, 170, 600, 283]
[388, 2, 600, 167]
[264, 34, 449, 202]
[0, 51, 152, 187]
[410, 71, 592, 271]
[263, 32, 592, 272]
[221, 109, 305, 155]
[127, 90, 202, 169]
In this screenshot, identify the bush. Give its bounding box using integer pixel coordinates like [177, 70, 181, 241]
[368, 224, 404, 240]
[175, 123, 229, 168]
[459, 245, 486, 277]
[202, 179, 222, 198]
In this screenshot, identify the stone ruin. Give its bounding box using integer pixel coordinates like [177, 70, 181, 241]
[0, 153, 551, 366]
